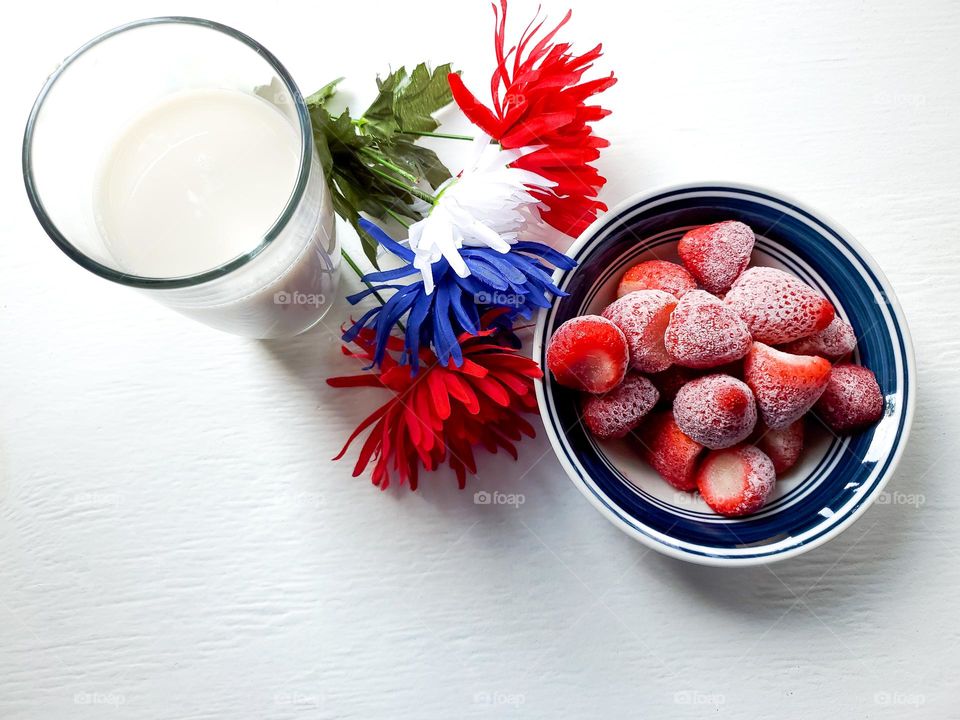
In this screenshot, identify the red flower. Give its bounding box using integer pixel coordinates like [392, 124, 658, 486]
[448, 0, 616, 237]
[327, 321, 542, 490]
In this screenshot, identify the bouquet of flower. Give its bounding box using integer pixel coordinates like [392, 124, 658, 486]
[321, 0, 615, 489]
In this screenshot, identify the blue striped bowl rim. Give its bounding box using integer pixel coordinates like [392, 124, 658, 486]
[532, 182, 916, 566]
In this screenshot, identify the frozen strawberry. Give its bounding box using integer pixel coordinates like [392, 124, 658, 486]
[725, 267, 835, 344]
[814, 364, 884, 433]
[678, 220, 755, 294]
[664, 290, 752, 369]
[617, 260, 696, 299]
[637, 412, 704, 492]
[781, 315, 857, 360]
[696, 445, 777, 517]
[673, 374, 758, 449]
[757, 419, 805, 475]
[546, 315, 629, 394]
[743, 342, 832, 429]
[582, 374, 660, 440]
[602, 290, 678, 373]
[649, 365, 704, 405]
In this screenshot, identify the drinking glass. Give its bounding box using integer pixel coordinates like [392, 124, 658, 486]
[23, 17, 340, 339]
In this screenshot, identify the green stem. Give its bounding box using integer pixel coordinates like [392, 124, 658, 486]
[359, 147, 418, 183]
[404, 129, 476, 141]
[367, 165, 437, 206]
[341, 248, 384, 304]
[384, 208, 412, 228]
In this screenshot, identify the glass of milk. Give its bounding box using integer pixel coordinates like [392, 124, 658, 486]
[23, 17, 340, 339]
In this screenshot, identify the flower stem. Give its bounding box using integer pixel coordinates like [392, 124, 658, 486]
[404, 129, 476, 141]
[384, 208, 412, 228]
[359, 147, 418, 183]
[367, 165, 437, 206]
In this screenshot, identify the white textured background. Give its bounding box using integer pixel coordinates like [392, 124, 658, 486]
[2, 1, 958, 717]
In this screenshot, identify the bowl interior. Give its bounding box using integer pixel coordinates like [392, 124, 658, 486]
[535, 185, 912, 564]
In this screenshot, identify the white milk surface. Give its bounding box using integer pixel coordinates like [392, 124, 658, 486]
[95, 87, 300, 278]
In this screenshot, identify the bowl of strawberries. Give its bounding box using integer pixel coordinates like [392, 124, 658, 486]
[534, 182, 915, 565]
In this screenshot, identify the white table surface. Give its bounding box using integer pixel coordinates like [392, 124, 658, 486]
[2, 1, 958, 717]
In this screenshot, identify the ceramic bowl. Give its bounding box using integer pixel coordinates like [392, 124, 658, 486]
[533, 182, 915, 565]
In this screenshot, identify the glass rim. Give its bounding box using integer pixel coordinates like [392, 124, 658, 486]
[21, 16, 314, 290]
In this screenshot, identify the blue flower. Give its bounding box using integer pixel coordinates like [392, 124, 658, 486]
[344, 219, 576, 370]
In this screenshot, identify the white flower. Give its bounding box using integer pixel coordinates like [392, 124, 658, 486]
[407, 134, 555, 293]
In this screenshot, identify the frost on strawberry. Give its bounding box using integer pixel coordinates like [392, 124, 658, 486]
[815, 364, 884, 432]
[696, 445, 776, 517]
[678, 220, 755, 294]
[582, 373, 659, 440]
[725, 267, 835, 344]
[602, 290, 678, 373]
[546, 315, 629, 394]
[743, 342, 831, 429]
[664, 290, 752, 369]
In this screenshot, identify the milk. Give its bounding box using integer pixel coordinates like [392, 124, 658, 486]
[93, 88, 338, 338]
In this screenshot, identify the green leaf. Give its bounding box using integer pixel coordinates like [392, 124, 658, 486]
[395, 63, 455, 133]
[305, 77, 344, 108]
[362, 67, 407, 138]
[361, 63, 456, 138]
[389, 139, 452, 188]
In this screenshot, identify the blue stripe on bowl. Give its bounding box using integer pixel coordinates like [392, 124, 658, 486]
[534, 184, 914, 564]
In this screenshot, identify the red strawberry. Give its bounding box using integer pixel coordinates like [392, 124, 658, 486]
[673, 374, 758, 449]
[725, 267, 835, 344]
[696, 445, 777, 517]
[757, 419, 805, 475]
[582, 373, 660, 440]
[678, 220, 755, 294]
[815, 364, 884, 432]
[743, 342, 832, 429]
[602, 290, 678, 373]
[780, 315, 857, 360]
[638, 412, 704, 492]
[546, 315, 629, 394]
[617, 260, 696, 299]
[664, 290, 752, 369]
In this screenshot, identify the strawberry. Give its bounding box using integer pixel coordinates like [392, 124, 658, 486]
[814, 364, 884, 433]
[678, 220, 755, 294]
[725, 267, 835, 344]
[743, 342, 832, 429]
[617, 260, 696, 299]
[756, 419, 805, 475]
[582, 373, 659, 440]
[673, 374, 758, 449]
[664, 290, 752, 369]
[780, 315, 857, 360]
[696, 445, 777, 517]
[546, 315, 629, 394]
[602, 290, 678, 373]
[637, 412, 704, 491]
